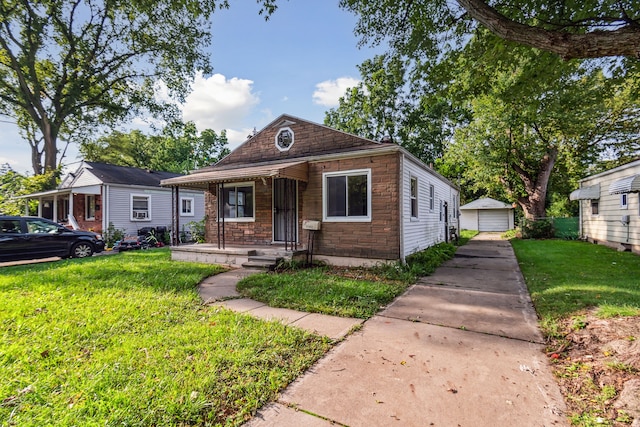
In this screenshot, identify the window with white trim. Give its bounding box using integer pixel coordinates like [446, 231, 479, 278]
[219, 183, 254, 220]
[323, 169, 371, 222]
[410, 176, 418, 218]
[591, 200, 599, 215]
[86, 195, 96, 220]
[180, 197, 195, 216]
[429, 184, 435, 211]
[131, 194, 151, 221]
[621, 193, 628, 209]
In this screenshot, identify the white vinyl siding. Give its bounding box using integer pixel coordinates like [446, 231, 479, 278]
[402, 156, 459, 259]
[579, 160, 640, 248]
[106, 186, 205, 236]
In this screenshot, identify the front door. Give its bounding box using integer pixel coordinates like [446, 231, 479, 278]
[273, 178, 297, 243]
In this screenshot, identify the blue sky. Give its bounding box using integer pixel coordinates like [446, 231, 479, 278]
[0, 1, 381, 175]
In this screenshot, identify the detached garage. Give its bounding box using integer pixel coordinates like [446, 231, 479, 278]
[460, 198, 515, 232]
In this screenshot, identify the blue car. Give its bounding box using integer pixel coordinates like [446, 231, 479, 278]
[0, 216, 105, 262]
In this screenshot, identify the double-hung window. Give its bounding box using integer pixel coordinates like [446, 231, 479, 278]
[323, 169, 371, 222]
[131, 195, 151, 221]
[219, 183, 254, 221]
[410, 177, 418, 218]
[86, 195, 96, 220]
[621, 193, 628, 209]
[181, 197, 195, 216]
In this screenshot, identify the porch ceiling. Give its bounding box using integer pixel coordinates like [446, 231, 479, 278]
[160, 160, 309, 189]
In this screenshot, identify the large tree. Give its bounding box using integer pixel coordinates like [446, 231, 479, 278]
[0, 0, 273, 182]
[441, 39, 640, 218]
[340, 0, 640, 60]
[80, 122, 229, 173]
[325, 54, 458, 164]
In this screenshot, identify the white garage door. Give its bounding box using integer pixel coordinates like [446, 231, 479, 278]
[478, 209, 509, 232]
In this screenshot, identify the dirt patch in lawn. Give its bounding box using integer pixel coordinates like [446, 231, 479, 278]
[549, 309, 640, 425]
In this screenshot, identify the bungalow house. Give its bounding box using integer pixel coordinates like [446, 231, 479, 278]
[570, 159, 640, 253]
[19, 161, 205, 238]
[161, 114, 459, 267]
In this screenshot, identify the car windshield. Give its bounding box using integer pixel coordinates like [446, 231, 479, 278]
[26, 219, 61, 234]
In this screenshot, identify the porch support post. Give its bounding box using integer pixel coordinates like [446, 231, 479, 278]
[217, 183, 225, 249]
[53, 195, 58, 222]
[172, 186, 180, 246]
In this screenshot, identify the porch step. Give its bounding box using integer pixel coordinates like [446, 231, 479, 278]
[242, 255, 283, 271]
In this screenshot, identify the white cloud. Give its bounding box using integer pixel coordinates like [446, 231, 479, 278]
[312, 77, 360, 107]
[182, 71, 260, 131]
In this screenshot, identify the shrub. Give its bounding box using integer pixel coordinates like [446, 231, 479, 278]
[104, 222, 125, 248]
[520, 218, 554, 239]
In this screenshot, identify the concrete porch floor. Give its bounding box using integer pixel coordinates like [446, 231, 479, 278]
[169, 243, 308, 268]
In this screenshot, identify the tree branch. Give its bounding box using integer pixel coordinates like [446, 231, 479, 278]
[456, 0, 640, 59]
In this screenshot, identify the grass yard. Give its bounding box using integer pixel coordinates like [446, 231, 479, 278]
[511, 239, 640, 426]
[237, 242, 460, 319]
[0, 249, 331, 426]
[511, 239, 640, 324]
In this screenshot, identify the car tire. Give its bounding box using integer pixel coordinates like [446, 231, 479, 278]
[71, 242, 94, 258]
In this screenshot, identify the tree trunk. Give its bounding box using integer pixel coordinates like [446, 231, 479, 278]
[514, 148, 558, 220]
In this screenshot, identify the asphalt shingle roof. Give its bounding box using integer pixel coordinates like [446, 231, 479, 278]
[83, 162, 182, 187]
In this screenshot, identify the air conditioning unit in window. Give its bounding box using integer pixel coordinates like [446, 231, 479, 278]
[133, 210, 148, 219]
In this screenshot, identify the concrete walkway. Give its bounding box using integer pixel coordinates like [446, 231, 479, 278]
[200, 269, 364, 341]
[200, 233, 568, 426]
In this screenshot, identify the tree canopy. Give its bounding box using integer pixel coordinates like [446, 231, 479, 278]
[0, 0, 270, 182]
[340, 0, 640, 60]
[80, 122, 229, 174]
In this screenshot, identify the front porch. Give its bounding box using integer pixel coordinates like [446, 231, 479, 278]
[170, 244, 308, 269]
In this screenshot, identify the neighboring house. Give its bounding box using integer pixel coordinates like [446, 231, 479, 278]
[459, 197, 515, 232]
[19, 161, 205, 237]
[570, 159, 640, 253]
[161, 114, 459, 266]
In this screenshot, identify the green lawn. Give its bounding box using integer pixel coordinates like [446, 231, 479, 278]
[237, 268, 407, 319]
[0, 249, 330, 426]
[511, 239, 640, 328]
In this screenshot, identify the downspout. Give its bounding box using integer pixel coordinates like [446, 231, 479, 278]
[103, 184, 108, 234]
[399, 154, 405, 263]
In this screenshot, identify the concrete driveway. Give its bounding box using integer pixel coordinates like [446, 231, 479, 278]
[246, 233, 568, 427]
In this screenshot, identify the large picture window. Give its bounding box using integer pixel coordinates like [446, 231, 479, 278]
[219, 183, 254, 220]
[131, 195, 151, 221]
[323, 169, 371, 222]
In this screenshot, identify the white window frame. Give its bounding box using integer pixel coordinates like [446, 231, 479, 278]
[131, 194, 151, 221]
[429, 184, 435, 211]
[275, 127, 295, 152]
[85, 194, 96, 220]
[218, 182, 255, 222]
[322, 168, 372, 223]
[410, 176, 418, 219]
[591, 200, 599, 216]
[621, 193, 628, 209]
[180, 197, 195, 217]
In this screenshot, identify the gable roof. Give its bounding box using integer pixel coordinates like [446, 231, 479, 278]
[65, 161, 182, 188]
[202, 114, 394, 170]
[460, 197, 513, 210]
